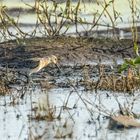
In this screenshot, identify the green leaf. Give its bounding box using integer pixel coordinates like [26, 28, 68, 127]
[118, 63, 129, 73]
[124, 58, 135, 66]
[134, 56, 140, 64]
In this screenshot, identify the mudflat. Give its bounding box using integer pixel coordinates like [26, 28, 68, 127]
[0, 36, 136, 68]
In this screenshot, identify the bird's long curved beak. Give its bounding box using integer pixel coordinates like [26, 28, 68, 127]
[55, 63, 62, 73]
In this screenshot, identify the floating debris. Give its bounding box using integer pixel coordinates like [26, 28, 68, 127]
[109, 115, 140, 129]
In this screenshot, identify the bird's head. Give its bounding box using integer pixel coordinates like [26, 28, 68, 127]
[50, 55, 58, 64]
[50, 55, 62, 72]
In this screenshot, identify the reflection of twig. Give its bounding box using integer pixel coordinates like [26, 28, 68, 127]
[67, 78, 94, 115]
[64, 90, 73, 107]
[67, 77, 110, 117]
[84, 97, 111, 116]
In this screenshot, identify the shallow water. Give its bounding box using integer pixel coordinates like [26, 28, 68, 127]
[1, 85, 140, 140]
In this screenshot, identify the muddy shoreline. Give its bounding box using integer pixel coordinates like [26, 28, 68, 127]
[0, 36, 138, 92]
[0, 36, 136, 68]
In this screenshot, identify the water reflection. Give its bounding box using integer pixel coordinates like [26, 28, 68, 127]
[0, 87, 140, 139]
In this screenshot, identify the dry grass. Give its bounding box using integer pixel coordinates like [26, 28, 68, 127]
[81, 65, 140, 92]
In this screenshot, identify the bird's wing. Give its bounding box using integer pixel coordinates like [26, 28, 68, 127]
[27, 58, 41, 61]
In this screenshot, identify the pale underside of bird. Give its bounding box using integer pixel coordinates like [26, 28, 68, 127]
[29, 55, 58, 75]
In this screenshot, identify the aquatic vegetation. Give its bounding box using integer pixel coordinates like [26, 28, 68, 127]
[81, 64, 140, 92]
[0, 81, 10, 95]
[32, 93, 61, 121]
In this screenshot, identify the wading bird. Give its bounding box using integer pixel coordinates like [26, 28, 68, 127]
[29, 55, 59, 75]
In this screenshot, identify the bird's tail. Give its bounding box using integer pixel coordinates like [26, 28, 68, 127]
[26, 57, 41, 61]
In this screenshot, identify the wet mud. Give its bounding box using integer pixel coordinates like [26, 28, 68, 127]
[0, 36, 139, 93]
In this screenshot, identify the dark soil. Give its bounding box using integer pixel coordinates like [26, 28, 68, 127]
[0, 36, 136, 69]
[0, 36, 139, 92]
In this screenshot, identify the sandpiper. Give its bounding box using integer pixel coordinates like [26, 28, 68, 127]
[29, 55, 59, 75]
